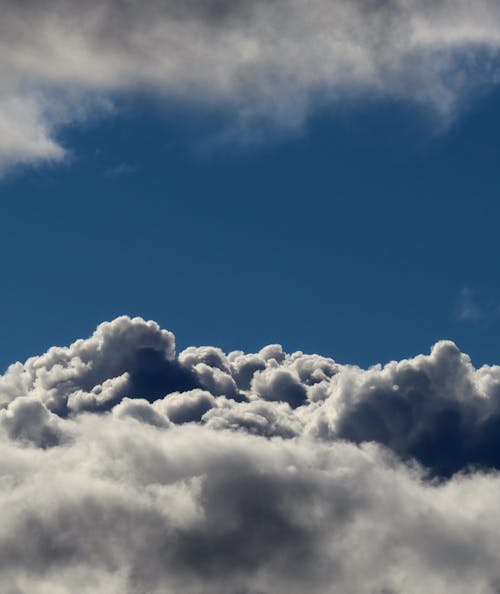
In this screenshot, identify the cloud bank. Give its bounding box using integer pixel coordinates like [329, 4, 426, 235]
[3, 316, 500, 592]
[1, 0, 500, 169]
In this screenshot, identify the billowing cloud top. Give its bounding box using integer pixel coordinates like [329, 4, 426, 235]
[4, 316, 500, 592]
[1, 0, 500, 169]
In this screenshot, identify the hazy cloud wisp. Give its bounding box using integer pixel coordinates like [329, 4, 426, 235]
[1, 0, 500, 169]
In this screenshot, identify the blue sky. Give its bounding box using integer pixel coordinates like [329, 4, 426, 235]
[6, 5, 500, 591]
[1, 86, 500, 371]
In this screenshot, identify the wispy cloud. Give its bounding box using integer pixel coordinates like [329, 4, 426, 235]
[456, 287, 483, 321]
[0, 0, 500, 170]
[455, 286, 500, 324]
[105, 162, 137, 179]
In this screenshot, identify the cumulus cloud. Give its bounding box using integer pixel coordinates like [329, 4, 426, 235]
[5, 315, 500, 591]
[1, 0, 500, 169]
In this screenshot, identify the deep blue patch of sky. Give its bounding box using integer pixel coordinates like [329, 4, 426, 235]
[1, 89, 499, 372]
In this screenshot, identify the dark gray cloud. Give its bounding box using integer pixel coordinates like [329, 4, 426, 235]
[4, 316, 500, 592]
[0, 0, 500, 170]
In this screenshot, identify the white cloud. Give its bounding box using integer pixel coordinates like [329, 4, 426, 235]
[3, 316, 500, 590]
[0, 0, 500, 169]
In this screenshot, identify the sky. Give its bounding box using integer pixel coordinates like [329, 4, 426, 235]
[4, 2, 500, 593]
[1, 86, 500, 370]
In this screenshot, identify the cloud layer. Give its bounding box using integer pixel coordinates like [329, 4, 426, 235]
[1, 0, 500, 169]
[3, 316, 500, 592]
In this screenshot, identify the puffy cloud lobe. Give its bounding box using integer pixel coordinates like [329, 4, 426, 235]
[160, 389, 216, 424]
[1, 0, 500, 169]
[112, 397, 170, 428]
[229, 352, 267, 390]
[0, 316, 185, 415]
[67, 372, 131, 413]
[307, 340, 500, 476]
[190, 363, 239, 398]
[251, 367, 307, 408]
[0, 396, 65, 447]
[203, 398, 302, 438]
[5, 317, 500, 591]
